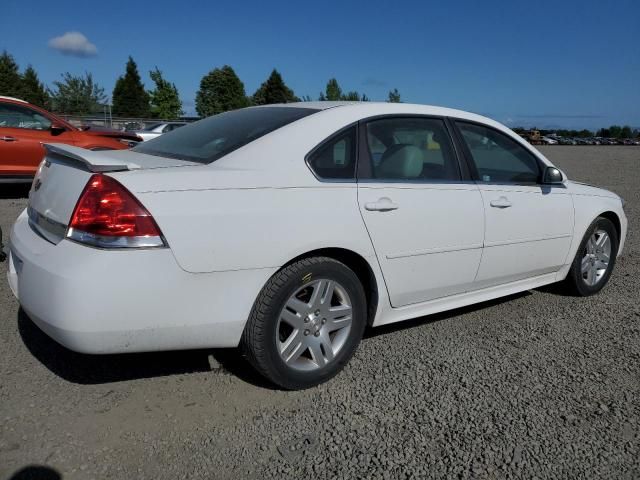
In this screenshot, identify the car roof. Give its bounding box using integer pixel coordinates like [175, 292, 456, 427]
[262, 101, 499, 126]
[0, 95, 28, 103]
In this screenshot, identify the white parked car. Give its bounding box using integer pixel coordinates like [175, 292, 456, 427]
[541, 136, 558, 145]
[7, 103, 627, 389]
[135, 122, 187, 141]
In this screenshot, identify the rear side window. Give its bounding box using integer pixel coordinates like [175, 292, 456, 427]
[362, 117, 460, 181]
[456, 121, 541, 184]
[307, 126, 357, 180]
[133, 107, 317, 164]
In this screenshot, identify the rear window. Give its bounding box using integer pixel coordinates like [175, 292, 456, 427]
[133, 107, 317, 164]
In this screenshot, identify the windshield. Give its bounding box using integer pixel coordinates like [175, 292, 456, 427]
[132, 107, 317, 164]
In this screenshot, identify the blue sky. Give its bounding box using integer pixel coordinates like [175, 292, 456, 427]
[2, 0, 639, 128]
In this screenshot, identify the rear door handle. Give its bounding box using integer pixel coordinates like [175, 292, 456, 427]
[490, 196, 512, 208]
[1, 136, 16, 142]
[365, 197, 399, 212]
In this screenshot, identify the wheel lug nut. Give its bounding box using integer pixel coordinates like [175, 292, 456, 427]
[304, 329, 310, 336]
[322, 318, 326, 324]
[304, 317, 309, 323]
[315, 310, 320, 316]
[314, 331, 320, 337]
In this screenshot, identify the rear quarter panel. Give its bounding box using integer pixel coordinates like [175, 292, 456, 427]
[136, 185, 376, 273]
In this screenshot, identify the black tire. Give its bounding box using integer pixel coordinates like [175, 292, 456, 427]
[564, 217, 618, 296]
[0, 225, 5, 262]
[241, 256, 367, 390]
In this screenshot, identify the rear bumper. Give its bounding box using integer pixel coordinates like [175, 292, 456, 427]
[8, 209, 275, 354]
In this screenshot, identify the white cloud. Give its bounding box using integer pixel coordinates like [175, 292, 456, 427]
[48, 32, 98, 57]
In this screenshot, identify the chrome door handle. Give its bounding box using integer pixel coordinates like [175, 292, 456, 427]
[1, 136, 16, 142]
[490, 196, 512, 208]
[365, 198, 399, 212]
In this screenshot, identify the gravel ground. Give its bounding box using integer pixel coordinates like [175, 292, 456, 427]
[1, 146, 639, 479]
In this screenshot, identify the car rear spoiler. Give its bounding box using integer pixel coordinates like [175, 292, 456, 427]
[44, 143, 141, 172]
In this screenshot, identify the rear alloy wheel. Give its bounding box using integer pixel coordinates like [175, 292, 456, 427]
[241, 257, 367, 389]
[566, 217, 618, 296]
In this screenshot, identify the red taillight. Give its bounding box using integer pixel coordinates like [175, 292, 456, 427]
[67, 174, 165, 248]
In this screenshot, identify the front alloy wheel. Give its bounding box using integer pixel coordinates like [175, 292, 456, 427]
[581, 229, 612, 287]
[566, 216, 618, 296]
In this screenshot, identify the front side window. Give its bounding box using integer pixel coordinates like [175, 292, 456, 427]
[307, 126, 357, 179]
[456, 121, 541, 184]
[363, 117, 460, 181]
[0, 103, 51, 130]
[133, 107, 317, 164]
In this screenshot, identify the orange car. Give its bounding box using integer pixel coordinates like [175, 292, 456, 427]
[0, 96, 142, 182]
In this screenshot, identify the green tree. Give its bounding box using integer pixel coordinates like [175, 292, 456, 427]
[608, 125, 622, 138]
[324, 78, 342, 101]
[148, 67, 182, 119]
[20, 65, 49, 108]
[342, 91, 361, 101]
[252, 69, 299, 105]
[387, 88, 401, 103]
[577, 129, 593, 138]
[195, 65, 248, 117]
[112, 56, 150, 117]
[620, 125, 632, 138]
[319, 79, 369, 101]
[0, 51, 22, 98]
[49, 72, 106, 115]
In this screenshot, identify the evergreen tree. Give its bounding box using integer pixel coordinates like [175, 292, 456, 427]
[608, 125, 622, 138]
[319, 78, 368, 101]
[20, 65, 49, 108]
[387, 88, 401, 103]
[148, 67, 182, 119]
[620, 125, 632, 138]
[49, 72, 106, 115]
[112, 56, 151, 117]
[342, 91, 361, 101]
[324, 78, 342, 101]
[195, 65, 248, 117]
[252, 69, 298, 105]
[0, 51, 22, 98]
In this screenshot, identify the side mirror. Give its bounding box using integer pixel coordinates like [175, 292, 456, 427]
[542, 166, 564, 184]
[50, 123, 66, 136]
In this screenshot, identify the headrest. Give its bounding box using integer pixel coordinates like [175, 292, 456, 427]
[377, 144, 424, 178]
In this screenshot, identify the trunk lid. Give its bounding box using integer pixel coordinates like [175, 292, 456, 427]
[27, 143, 198, 244]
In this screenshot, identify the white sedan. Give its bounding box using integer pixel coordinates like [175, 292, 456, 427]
[7, 102, 627, 389]
[135, 122, 187, 141]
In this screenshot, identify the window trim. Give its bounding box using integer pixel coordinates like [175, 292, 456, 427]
[0, 103, 53, 132]
[450, 119, 547, 186]
[356, 114, 468, 184]
[304, 122, 359, 183]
